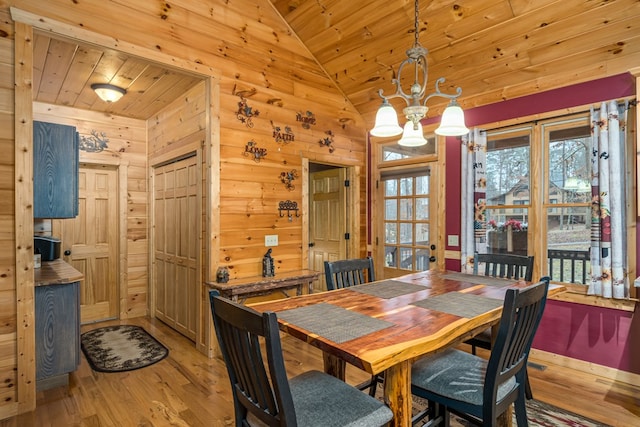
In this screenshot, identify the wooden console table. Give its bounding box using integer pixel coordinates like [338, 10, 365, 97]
[205, 269, 321, 303]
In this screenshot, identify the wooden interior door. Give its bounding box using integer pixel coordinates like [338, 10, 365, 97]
[153, 155, 198, 341]
[55, 164, 118, 323]
[308, 167, 346, 291]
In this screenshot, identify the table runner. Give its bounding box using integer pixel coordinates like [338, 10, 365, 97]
[277, 303, 394, 343]
[350, 280, 430, 299]
[412, 292, 503, 318]
[441, 272, 515, 287]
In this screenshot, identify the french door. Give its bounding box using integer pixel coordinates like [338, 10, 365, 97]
[377, 164, 439, 279]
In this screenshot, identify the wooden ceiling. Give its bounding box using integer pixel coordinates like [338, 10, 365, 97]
[32, 0, 639, 124]
[32, 34, 203, 120]
[270, 0, 640, 126]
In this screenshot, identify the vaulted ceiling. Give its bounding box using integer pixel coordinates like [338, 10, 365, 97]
[32, 0, 639, 126]
[271, 0, 640, 127]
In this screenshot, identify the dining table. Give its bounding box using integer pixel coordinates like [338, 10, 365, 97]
[250, 269, 566, 427]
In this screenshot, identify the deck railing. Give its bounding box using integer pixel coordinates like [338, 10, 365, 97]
[547, 249, 590, 284]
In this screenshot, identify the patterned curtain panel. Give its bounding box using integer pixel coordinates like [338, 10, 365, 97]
[589, 100, 630, 299]
[461, 129, 487, 273]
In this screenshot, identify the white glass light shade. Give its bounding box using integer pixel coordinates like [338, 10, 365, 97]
[91, 83, 126, 103]
[435, 102, 469, 136]
[398, 121, 428, 147]
[370, 103, 403, 137]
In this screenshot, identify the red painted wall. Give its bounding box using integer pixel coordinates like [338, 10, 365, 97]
[534, 300, 640, 374]
[431, 72, 639, 374]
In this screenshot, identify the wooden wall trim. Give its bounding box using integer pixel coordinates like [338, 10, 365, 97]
[118, 165, 129, 319]
[13, 20, 36, 412]
[9, 7, 220, 79]
[530, 348, 640, 388]
[203, 76, 220, 357]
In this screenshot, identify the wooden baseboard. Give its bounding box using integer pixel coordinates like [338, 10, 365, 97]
[0, 402, 19, 420]
[529, 348, 640, 388]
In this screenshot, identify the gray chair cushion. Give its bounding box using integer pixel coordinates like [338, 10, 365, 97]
[411, 349, 517, 407]
[290, 370, 393, 427]
[247, 370, 392, 427]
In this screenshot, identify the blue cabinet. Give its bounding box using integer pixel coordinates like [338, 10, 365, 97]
[33, 121, 79, 218]
[35, 281, 80, 390]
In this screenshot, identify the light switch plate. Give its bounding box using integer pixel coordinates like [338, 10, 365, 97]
[447, 235, 459, 246]
[265, 235, 279, 246]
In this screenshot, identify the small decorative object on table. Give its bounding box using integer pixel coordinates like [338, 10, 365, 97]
[216, 266, 230, 283]
[262, 248, 275, 277]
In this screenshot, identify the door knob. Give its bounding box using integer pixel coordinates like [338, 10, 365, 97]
[64, 250, 71, 256]
[309, 243, 315, 247]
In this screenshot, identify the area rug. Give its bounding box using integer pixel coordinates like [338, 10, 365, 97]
[409, 395, 611, 427]
[81, 325, 169, 373]
[372, 390, 610, 427]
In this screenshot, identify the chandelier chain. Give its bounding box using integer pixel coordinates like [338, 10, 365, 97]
[369, 0, 468, 140]
[414, 0, 420, 48]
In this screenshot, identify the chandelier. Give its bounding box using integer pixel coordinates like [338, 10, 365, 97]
[370, 0, 468, 146]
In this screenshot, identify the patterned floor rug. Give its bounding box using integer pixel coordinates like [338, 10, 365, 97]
[81, 325, 169, 373]
[409, 395, 611, 427]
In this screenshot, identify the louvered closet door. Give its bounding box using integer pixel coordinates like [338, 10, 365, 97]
[153, 155, 198, 340]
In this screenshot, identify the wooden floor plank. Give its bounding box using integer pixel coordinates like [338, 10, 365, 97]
[0, 316, 637, 426]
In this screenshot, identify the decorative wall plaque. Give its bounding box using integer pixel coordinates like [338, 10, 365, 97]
[243, 140, 267, 162]
[79, 130, 109, 153]
[296, 111, 316, 129]
[280, 169, 298, 191]
[236, 95, 260, 128]
[319, 130, 335, 153]
[271, 121, 295, 144]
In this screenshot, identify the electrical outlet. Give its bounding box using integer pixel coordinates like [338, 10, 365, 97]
[265, 235, 279, 247]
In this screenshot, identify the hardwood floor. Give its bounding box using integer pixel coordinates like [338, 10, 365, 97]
[3, 316, 638, 426]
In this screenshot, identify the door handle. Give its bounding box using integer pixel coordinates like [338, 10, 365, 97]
[64, 250, 71, 256]
[309, 243, 315, 247]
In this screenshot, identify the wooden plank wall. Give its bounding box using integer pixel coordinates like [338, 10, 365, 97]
[0, 8, 20, 416]
[3, 0, 368, 415]
[33, 102, 149, 318]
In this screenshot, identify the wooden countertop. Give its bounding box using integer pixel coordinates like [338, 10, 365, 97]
[35, 259, 84, 286]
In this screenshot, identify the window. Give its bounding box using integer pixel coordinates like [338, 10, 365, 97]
[482, 128, 531, 257]
[381, 136, 436, 162]
[543, 117, 592, 284]
[482, 115, 592, 285]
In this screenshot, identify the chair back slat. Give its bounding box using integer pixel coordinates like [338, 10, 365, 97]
[474, 252, 534, 281]
[324, 257, 375, 290]
[483, 277, 549, 420]
[210, 291, 296, 426]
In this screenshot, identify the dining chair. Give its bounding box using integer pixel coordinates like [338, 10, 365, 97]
[209, 291, 393, 427]
[324, 257, 381, 396]
[467, 252, 535, 355]
[410, 277, 550, 427]
[468, 252, 536, 400]
[324, 257, 375, 290]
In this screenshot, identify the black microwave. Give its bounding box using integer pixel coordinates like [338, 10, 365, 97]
[34, 236, 61, 261]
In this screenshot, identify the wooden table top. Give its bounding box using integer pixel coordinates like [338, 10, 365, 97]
[251, 270, 565, 375]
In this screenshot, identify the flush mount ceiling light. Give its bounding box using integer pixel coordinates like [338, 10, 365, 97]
[91, 83, 127, 103]
[370, 0, 469, 145]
